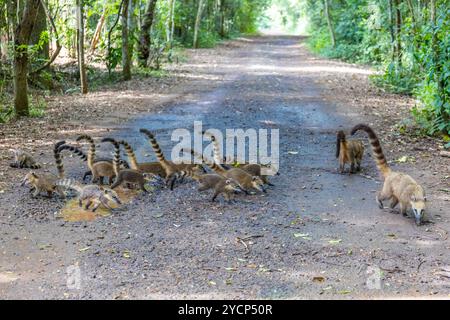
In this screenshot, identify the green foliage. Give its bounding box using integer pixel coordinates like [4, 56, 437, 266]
[29, 96, 47, 118]
[304, 0, 450, 136]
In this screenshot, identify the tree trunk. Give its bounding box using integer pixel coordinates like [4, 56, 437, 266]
[30, 1, 49, 62]
[6, 0, 18, 45]
[219, 0, 226, 38]
[122, 0, 131, 80]
[193, 0, 205, 48]
[76, 0, 88, 94]
[138, 0, 158, 67]
[324, 0, 336, 48]
[394, 0, 402, 67]
[90, 6, 107, 55]
[168, 0, 176, 47]
[14, 0, 41, 117]
[430, 0, 446, 120]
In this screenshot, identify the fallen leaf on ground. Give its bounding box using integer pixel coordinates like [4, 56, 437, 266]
[313, 276, 325, 282]
[338, 290, 352, 294]
[328, 239, 342, 245]
[225, 267, 237, 272]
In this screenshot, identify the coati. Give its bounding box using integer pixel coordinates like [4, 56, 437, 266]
[351, 124, 426, 225]
[139, 129, 205, 190]
[9, 149, 41, 169]
[56, 179, 121, 212]
[20, 141, 67, 198]
[54, 142, 129, 181]
[102, 138, 156, 192]
[184, 170, 243, 202]
[336, 130, 364, 174]
[182, 148, 266, 194]
[203, 131, 276, 186]
[61, 135, 116, 184]
[116, 139, 166, 178]
[21, 172, 66, 198]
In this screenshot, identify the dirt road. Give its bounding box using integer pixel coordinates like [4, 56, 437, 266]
[0, 36, 449, 299]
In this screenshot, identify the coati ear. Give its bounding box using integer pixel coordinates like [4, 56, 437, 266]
[252, 176, 258, 181]
[225, 179, 232, 184]
[411, 195, 417, 202]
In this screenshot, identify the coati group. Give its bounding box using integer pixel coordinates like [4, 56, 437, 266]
[14, 124, 426, 225]
[17, 128, 268, 213]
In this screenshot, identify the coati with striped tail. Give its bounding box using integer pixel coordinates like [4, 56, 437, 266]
[70, 135, 116, 184]
[336, 130, 364, 174]
[10, 149, 41, 169]
[102, 138, 156, 192]
[56, 179, 121, 212]
[139, 129, 205, 190]
[21, 141, 67, 198]
[203, 131, 276, 186]
[178, 169, 242, 202]
[54, 142, 129, 181]
[351, 124, 426, 225]
[182, 148, 265, 194]
[117, 139, 166, 178]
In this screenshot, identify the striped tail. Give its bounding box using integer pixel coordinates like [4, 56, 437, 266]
[101, 138, 121, 176]
[203, 131, 223, 165]
[181, 148, 225, 174]
[54, 141, 66, 178]
[57, 144, 87, 161]
[56, 178, 83, 193]
[139, 129, 169, 166]
[336, 131, 346, 159]
[77, 135, 95, 170]
[351, 124, 391, 178]
[118, 140, 139, 170]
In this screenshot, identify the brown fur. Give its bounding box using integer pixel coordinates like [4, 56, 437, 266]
[76, 135, 116, 185]
[336, 130, 364, 174]
[21, 172, 65, 198]
[139, 129, 205, 190]
[117, 139, 167, 177]
[204, 131, 275, 186]
[57, 179, 121, 212]
[102, 138, 155, 192]
[182, 171, 242, 202]
[351, 124, 426, 225]
[182, 148, 265, 193]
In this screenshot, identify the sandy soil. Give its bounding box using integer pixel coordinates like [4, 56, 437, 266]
[0, 36, 449, 299]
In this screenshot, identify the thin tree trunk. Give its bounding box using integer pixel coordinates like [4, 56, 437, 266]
[324, 0, 336, 48]
[405, 0, 416, 24]
[90, 7, 107, 55]
[76, 0, 88, 94]
[14, 0, 41, 117]
[219, 0, 225, 37]
[122, 0, 131, 80]
[193, 0, 205, 48]
[394, 0, 402, 67]
[168, 0, 176, 47]
[387, 0, 396, 62]
[430, 0, 445, 119]
[138, 0, 158, 67]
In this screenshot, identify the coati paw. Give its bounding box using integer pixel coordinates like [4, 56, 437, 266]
[376, 197, 384, 209]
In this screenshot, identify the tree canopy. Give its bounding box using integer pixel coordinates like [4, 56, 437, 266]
[0, 0, 448, 137]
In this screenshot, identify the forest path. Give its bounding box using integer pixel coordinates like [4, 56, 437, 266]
[1, 36, 448, 299]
